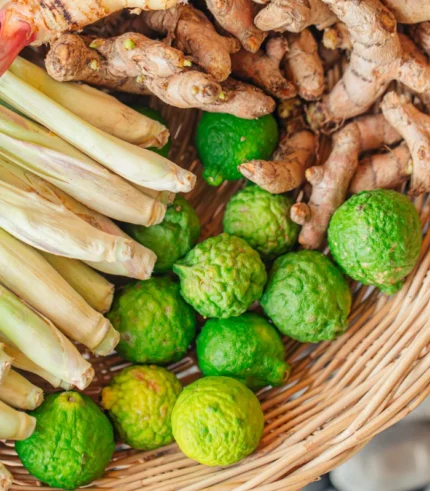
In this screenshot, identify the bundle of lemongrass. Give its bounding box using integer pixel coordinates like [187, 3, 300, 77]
[0, 57, 196, 457]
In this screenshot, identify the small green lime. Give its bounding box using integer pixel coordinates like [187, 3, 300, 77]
[261, 250, 351, 343]
[107, 276, 196, 364]
[328, 190, 422, 294]
[197, 313, 290, 390]
[173, 233, 267, 318]
[131, 106, 172, 157]
[123, 196, 201, 273]
[102, 365, 182, 450]
[172, 376, 264, 466]
[223, 185, 299, 261]
[196, 112, 279, 186]
[16, 392, 115, 490]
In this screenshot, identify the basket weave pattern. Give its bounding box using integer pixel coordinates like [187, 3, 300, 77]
[1, 72, 430, 491]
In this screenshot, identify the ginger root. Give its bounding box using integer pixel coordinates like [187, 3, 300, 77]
[381, 91, 430, 196]
[231, 37, 296, 99]
[380, 0, 430, 24]
[307, 0, 430, 132]
[143, 6, 240, 81]
[254, 0, 336, 33]
[205, 0, 266, 52]
[323, 22, 351, 51]
[410, 22, 430, 57]
[284, 29, 324, 101]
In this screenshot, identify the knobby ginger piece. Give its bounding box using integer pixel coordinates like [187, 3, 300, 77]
[291, 123, 361, 249]
[307, 0, 430, 131]
[231, 37, 297, 99]
[380, 0, 430, 23]
[255, 0, 336, 33]
[323, 22, 352, 51]
[410, 22, 430, 57]
[381, 91, 430, 196]
[205, 0, 266, 52]
[284, 29, 324, 101]
[143, 6, 240, 81]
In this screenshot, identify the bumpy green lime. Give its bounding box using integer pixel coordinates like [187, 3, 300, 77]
[102, 365, 182, 450]
[16, 392, 115, 490]
[197, 313, 289, 390]
[223, 185, 299, 261]
[261, 250, 351, 343]
[172, 376, 264, 466]
[328, 190, 422, 294]
[131, 106, 172, 158]
[173, 233, 267, 318]
[124, 196, 200, 273]
[107, 276, 196, 364]
[196, 113, 279, 186]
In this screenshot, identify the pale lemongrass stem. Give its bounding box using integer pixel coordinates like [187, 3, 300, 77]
[0, 71, 196, 193]
[0, 178, 134, 263]
[0, 369, 43, 410]
[11, 57, 169, 149]
[0, 462, 12, 491]
[40, 254, 114, 314]
[0, 400, 36, 440]
[0, 343, 12, 385]
[0, 105, 166, 226]
[1, 341, 72, 390]
[0, 285, 94, 390]
[136, 185, 176, 205]
[0, 228, 119, 354]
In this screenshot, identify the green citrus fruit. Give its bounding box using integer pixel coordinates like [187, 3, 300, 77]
[261, 250, 351, 343]
[101, 365, 182, 450]
[123, 196, 201, 273]
[223, 185, 299, 261]
[197, 312, 290, 390]
[172, 376, 264, 466]
[107, 276, 196, 364]
[328, 189, 422, 294]
[16, 392, 115, 490]
[131, 106, 172, 158]
[196, 112, 279, 186]
[173, 233, 267, 318]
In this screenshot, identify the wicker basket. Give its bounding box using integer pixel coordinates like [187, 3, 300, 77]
[2, 68, 430, 491]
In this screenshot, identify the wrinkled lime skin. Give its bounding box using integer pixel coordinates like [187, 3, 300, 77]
[124, 196, 201, 273]
[197, 313, 289, 390]
[328, 190, 422, 294]
[131, 106, 172, 157]
[16, 392, 115, 491]
[108, 276, 196, 364]
[223, 186, 299, 261]
[172, 376, 264, 466]
[173, 233, 267, 318]
[196, 113, 279, 186]
[102, 365, 182, 450]
[261, 250, 351, 343]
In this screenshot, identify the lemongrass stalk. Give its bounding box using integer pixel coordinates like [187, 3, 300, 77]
[0, 159, 157, 279]
[0, 105, 166, 226]
[0, 343, 12, 384]
[0, 369, 43, 411]
[0, 178, 135, 263]
[0, 285, 94, 390]
[0, 463, 12, 491]
[10, 57, 169, 149]
[0, 400, 36, 440]
[1, 341, 72, 390]
[135, 185, 176, 205]
[0, 228, 119, 354]
[40, 254, 114, 314]
[0, 71, 196, 193]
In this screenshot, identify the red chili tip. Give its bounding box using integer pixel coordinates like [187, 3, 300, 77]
[0, 8, 35, 77]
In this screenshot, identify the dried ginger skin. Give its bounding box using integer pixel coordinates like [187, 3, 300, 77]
[143, 6, 240, 82]
[284, 29, 324, 101]
[231, 37, 297, 99]
[254, 0, 336, 33]
[381, 91, 430, 196]
[4, 0, 180, 46]
[410, 22, 430, 57]
[205, 0, 266, 52]
[380, 0, 430, 24]
[308, 0, 430, 131]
